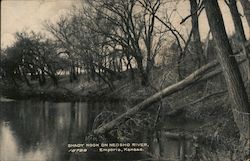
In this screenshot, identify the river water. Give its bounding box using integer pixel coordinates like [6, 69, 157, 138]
[0, 100, 135, 161]
[0, 99, 211, 161]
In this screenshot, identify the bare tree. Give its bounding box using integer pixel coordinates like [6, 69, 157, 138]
[84, 0, 165, 86]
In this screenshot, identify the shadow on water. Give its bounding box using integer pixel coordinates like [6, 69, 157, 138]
[0, 100, 131, 161]
[0, 99, 217, 161]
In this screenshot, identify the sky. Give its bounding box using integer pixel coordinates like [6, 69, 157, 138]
[1, 0, 249, 49]
[1, 0, 78, 48]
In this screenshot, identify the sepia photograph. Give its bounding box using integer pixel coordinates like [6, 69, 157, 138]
[0, 0, 250, 161]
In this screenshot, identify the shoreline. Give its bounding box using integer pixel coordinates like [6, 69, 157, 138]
[0, 77, 148, 103]
[0, 84, 143, 103]
[1, 87, 124, 102]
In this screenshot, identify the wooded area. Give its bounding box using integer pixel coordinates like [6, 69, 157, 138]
[1, 0, 250, 160]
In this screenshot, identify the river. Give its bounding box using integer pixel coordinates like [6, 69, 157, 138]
[0, 100, 135, 161]
[0, 99, 223, 161]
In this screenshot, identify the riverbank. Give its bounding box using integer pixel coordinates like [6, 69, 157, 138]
[0, 76, 150, 103]
[0, 78, 117, 102]
[0, 67, 170, 102]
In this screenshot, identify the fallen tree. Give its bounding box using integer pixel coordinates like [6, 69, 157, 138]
[93, 57, 247, 135]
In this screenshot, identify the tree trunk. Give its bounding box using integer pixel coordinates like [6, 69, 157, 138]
[126, 56, 135, 80]
[70, 63, 77, 83]
[41, 70, 46, 85]
[190, 0, 204, 67]
[228, 0, 247, 42]
[239, 0, 250, 28]
[39, 69, 46, 86]
[204, 0, 250, 159]
[137, 58, 149, 86]
[50, 74, 58, 86]
[22, 68, 31, 87]
[228, 0, 250, 97]
[90, 64, 96, 81]
[17, 66, 23, 81]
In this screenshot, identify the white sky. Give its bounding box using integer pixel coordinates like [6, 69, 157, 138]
[1, 0, 249, 48]
[1, 0, 78, 48]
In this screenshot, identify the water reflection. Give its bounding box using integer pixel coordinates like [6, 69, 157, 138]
[0, 100, 201, 161]
[0, 100, 122, 161]
[0, 122, 51, 161]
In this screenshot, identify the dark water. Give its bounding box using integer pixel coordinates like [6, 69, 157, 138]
[0, 99, 210, 161]
[0, 100, 130, 161]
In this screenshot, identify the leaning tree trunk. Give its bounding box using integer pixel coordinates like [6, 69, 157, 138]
[93, 59, 221, 135]
[239, 0, 250, 28]
[228, 0, 250, 98]
[204, 0, 250, 159]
